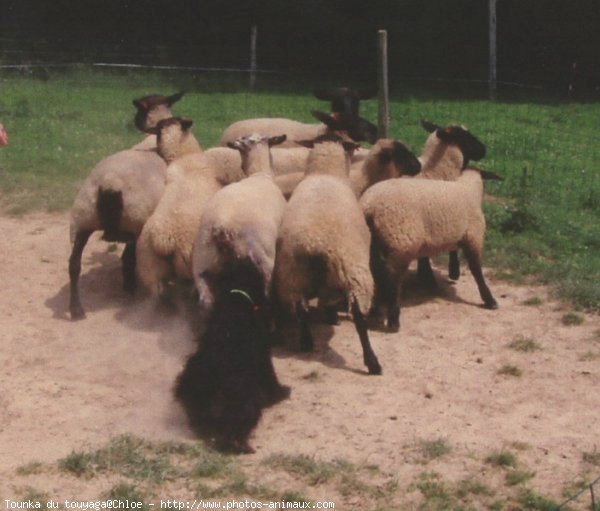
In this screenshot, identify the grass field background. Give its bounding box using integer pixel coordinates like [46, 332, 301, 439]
[0, 67, 598, 311]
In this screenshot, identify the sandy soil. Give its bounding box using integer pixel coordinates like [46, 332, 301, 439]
[0, 211, 599, 506]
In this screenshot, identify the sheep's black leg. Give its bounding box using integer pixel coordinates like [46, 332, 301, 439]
[386, 264, 408, 332]
[296, 300, 313, 352]
[368, 236, 391, 325]
[351, 298, 382, 375]
[462, 245, 498, 309]
[323, 305, 340, 325]
[69, 230, 92, 320]
[417, 257, 438, 289]
[448, 251, 460, 280]
[121, 241, 137, 294]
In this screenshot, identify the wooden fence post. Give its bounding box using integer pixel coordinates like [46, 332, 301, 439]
[377, 29, 389, 138]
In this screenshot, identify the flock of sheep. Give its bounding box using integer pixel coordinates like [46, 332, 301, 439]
[68, 88, 500, 452]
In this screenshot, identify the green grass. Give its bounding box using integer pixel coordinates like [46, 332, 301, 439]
[497, 364, 523, 377]
[561, 312, 585, 326]
[58, 434, 186, 481]
[1, 67, 599, 310]
[420, 438, 453, 462]
[485, 451, 519, 469]
[507, 336, 542, 352]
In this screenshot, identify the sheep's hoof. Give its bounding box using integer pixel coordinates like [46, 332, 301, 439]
[70, 306, 86, 321]
[449, 270, 460, 281]
[386, 318, 400, 333]
[484, 299, 498, 310]
[367, 360, 383, 375]
[323, 306, 340, 325]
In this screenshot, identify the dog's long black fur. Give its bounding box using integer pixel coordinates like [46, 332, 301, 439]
[174, 261, 290, 453]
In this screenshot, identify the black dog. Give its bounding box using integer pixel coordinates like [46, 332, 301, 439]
[175, 263, 290, 453]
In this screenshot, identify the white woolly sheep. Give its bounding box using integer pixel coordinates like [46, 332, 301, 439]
[68, 93, 184, 320]
[135, 120, 247, 298]
[192, 134, 287, 313]
[273, 138, 421, 200]
[220, 109, 378, 148]
[273, 134, 388, 375]
[360, 168, 499, 332]
[413, 120, 487, 287]
[130, 92, 185, 150]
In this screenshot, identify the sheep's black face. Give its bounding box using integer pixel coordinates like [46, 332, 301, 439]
[436, 126, 487, 166]
[311, 111, 378, 144]
[132, 92, 184, 132]
[392, 141, 421, 175]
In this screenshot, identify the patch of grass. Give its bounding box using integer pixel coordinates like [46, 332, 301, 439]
[505, 469, 535, 486]
[579, 351, 600, 361]
[517, 488, 559, 510]
[522, 296, 544, 306]
[58, 434, 181, 482]
[455, 478, 495, 498]
[583, 450, 600, 466]
[262, 453, 346, 485]
[497, 364, 523, 377]
[411, 472, 474, 510]
[191, 449, 236, 479]
[485, 451, 518, 469]
[59, 451, 95, 477]
[15, 461, 45, 476]
[420, 438, 452, 462]
[562, 312, 585, 326]
[16, 487, 50, 509]
[104, 483, 149, 510]
[507, 336, 542, 352]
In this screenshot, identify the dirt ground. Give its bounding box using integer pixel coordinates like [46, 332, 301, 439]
[0, 211, 599, 507]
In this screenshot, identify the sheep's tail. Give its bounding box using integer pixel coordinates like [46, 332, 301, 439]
[312, 252, 374, 316]
[97, 188, 130, 242]
[211, 225, 235, 256]
[211, 225, 273, 300]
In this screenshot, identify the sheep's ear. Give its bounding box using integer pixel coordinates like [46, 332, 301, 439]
[295, 139, 315, 148]
[421, 120, 441, 133]
[133, 99, 149, 111]
[353, 117, 378, 144]
[167, 91, 185, 106]
[227, 142, 238, 150]
[268, 134, 287, 147]
[342, 141, 360, 154]
[478, 169, 503, 181]
[180, 118, 194, 131]
[311, 110, 335, 127]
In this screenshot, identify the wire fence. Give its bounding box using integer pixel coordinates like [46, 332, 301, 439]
[556, 474, 599, 510]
